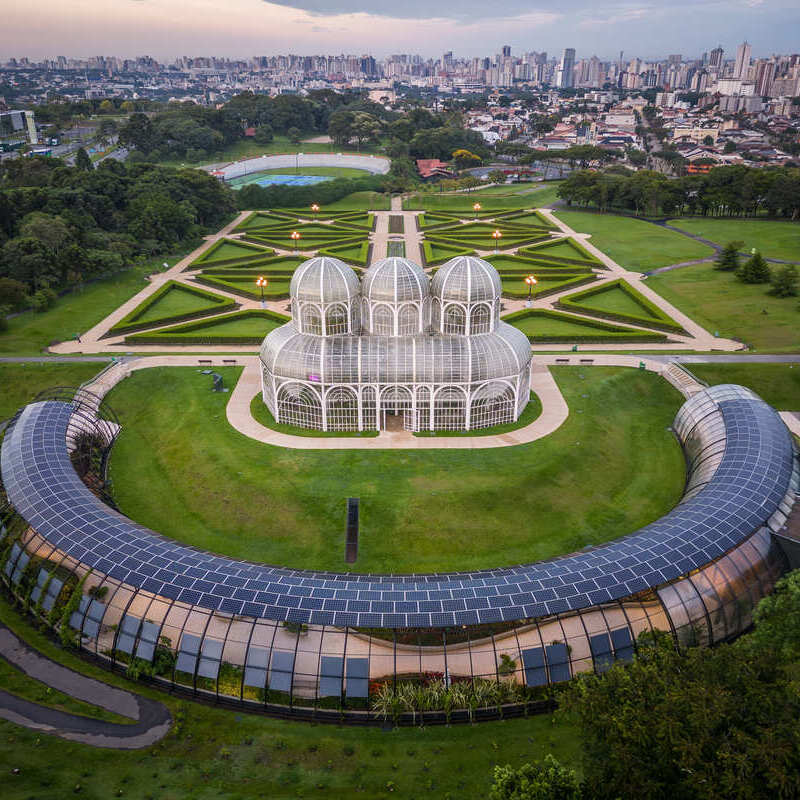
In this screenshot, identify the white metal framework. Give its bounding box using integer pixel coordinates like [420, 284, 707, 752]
[260, 256, 532, 432]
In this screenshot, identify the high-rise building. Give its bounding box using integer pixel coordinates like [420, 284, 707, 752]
[557, 47, 576, 88]
[734, 41, 751, 79]
[709, 46, 724, 68]
[502, 45, 511, 58]
[754, 60, 776, 96]
[442, 51, 454, 71]
[668, 54, 682, 65]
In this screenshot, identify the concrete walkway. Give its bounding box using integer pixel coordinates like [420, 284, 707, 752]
[0, 623, 171, 748]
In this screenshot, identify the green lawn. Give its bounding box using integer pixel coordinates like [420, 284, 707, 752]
[405, 182, 563, 211]
[0, 362, 104, 419]
[667, 218, 800, 262]
[501, 275, 594, 299]
[191, 239, 270, 265]
[106, 366, 685, 574]
[508, 310, 661, 341]
[133, 284, 225, 326]
[124, 310, 287, 345]
[645, 262, 800, 351]
[687, 363, 800, 409]
[572, 284, 660, 320]
[0, 597, 581, 800]
[554, 211, 714, 271]
[0, 257, 188, 356]
[196, 275, 292, 299]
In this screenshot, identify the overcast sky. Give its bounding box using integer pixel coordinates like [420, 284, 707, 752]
[4, 0, 798, 61]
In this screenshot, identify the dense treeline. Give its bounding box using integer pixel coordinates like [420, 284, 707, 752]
[557, 164, 800, 218]
[492, 571, 800, 800]
[0, 156, 235, 312]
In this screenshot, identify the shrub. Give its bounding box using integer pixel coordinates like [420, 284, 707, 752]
[767, 264, 798, 297]
[737, 251, 771, 284]
[713, 240, 743, 271]
[490, 757, 581, 800]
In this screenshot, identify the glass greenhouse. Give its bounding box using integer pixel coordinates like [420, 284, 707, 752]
[0, 382, 797, 724]
[260, 256, 533, 432]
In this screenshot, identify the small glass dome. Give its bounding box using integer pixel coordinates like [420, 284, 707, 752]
[431, 256, 502, 304]
[289, 256, 361, 303]
[362, 258, 430, 303]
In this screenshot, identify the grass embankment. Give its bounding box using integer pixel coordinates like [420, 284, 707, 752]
[688, 363, 800, 409]
[666, 218, 800, 263]
[0, 362, 104, 420]
[107, 366, 685, 574]
[0, 593, 581, 800]
[554, 211, 714, 271]
[404, 182, 563, 211]
[646, 262, 800, 351]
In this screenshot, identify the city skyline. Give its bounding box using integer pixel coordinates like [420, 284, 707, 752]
[3, 0, 799, 61]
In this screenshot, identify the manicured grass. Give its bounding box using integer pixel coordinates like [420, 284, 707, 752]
[250, 395, 379, 437]
[520, 238, 600, 264]
[415, 392, 542, 437]
[421, 240, 475, 265]
[0, 654, 132, 725]
[106, 366, 685, 574]
[645, 262, 800, 351]
[0, 597, 581, 800]
[686, 363, 800, 409]
[667, 218, 800, 262]
[554, 210, 714, 271]
[574, 284, 657, 317]
[0, 257, 189, 356]
[190, 238, 270, 266]
[501, 275, 595, 299]
[323, 191, 390, 210]
[0, 362, 104, 420]
[195, 274, 292, 299]
[506, 309, 667, 344]
[133, 284, 223, 326]
[405, 182, 563, 211]
[124, 310, 287, 345]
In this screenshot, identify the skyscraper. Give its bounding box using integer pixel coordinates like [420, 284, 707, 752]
[557, 48, 576, 88]
[709, 46, 724, 68]
[734, 41, 751, 79]
[502, 45, 511, 58]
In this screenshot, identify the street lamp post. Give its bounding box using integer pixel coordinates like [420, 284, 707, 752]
[311, 203, 320, 218]
[473, 202, 481, 219]
[256, 275, 268, 308]
[524, 274, 537, 308]
[291, 230, 301, 253]
[492, 229, 502, 253]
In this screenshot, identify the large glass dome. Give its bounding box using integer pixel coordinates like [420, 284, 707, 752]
[289, 256, 361, 304]
[431, 256, 502, 304]
[362, 257, 429, 303]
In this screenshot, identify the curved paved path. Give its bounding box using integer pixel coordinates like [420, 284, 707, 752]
[0, 623, 171, 748]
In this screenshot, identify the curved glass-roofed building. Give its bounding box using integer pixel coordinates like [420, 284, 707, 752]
[261, 255, 532, 432]
[0, 381, 797, 724]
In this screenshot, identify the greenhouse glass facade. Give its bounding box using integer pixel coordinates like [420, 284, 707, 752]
[260, 256, 532, 432]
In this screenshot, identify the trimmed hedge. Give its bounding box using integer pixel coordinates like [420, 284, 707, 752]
[518, 237, 602, 267]
[486, 254, 594, 274]
[124, 309, 290, 345]
[189, 237, 273, 268]
[198, 255, 304, 274]
[421, 240, 475, 266]
[503, 308, 669, 343]
[317, 240, 372, 267]
[243, 232, 366, 251]
[234, 211, 300, 231]
[555, 279, 687, 334]
[193, 275, 292, 300]
[498, 209, 559, 229]
[106, 280, 237, 337]
[501, 274, 598, 299]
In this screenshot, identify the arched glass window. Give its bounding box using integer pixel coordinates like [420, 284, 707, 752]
[300, 304, 323, 336]
[443, 304, 466, 336]
[397, 304, 419, 336]
[326, 386, 359, 431]
[470, 382, 515, 430]
[470, 304, 491, 335]
[277, 382, 323, 429]
[433, 386, 467, 430]
[371, 304, 394, 336]
[361, 386, 377, 430]
[326, 304, 349, 335]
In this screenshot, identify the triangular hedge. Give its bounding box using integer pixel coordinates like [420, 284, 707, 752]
[503, 308, 668, 343]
